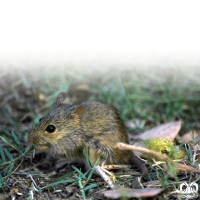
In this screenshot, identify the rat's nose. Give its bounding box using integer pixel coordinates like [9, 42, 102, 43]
[28, 132, 40, 144]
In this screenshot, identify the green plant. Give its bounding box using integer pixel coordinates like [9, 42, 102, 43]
[72, 148, 100, 199]
[28, 148, 100, 199]
[0, 132, 34, 188]
[44, 172, 76, 189]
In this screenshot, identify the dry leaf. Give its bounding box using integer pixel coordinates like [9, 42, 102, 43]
[103, 187, 163, 199]
[129, 121, 181, 142]
[177, 130, 200, 154]
[176, 130, 199, 144]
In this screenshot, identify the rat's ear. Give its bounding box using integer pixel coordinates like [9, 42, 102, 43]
[71, 105, 87, 122]
[54, 92, 67, 107]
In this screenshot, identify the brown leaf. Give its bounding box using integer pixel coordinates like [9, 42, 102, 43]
[129, 121, 181, 142]
[103, 187, 163, 199]
[176, 130, 199, 144]
[177, 130, 200, 153]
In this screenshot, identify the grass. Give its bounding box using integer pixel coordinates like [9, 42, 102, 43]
[0, 131, 35, 189]
[0, 65, 200, 199]
[0, 131, 99, 199]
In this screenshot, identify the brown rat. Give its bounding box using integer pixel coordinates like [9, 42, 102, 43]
[28, 92, 148, 176]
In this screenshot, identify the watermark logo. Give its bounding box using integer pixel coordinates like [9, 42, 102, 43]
[180, 182, 198, 199]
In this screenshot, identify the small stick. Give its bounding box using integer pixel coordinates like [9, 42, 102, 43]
[117, 143, 199, 173]
[177, 163, 199, 172]
[93, 166, 115, 189]
[103, 164, 132, 170]
[117, 143, 170, 162]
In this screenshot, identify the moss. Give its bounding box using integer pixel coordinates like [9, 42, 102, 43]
[143, 138, 184, 162]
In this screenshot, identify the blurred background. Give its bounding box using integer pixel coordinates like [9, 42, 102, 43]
[0, 50, 200, 141]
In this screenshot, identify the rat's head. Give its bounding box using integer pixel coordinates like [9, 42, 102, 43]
[28, 92, 87, 157]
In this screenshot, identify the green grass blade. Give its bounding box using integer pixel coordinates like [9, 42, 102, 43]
[0, 143, 6, 162]
[0, 136, 22, 153]
[11, 131, 21, 145]
[7, 163, 15, 175]
[120, 75, 138, 129]
[3, 165, 10, 176]
[2, 129, 12, 137]
[33, 148, 35, 158]
[72, 165, 84, 176]
[83, 155, 100, 188]
[81, 171, 89, 180]
[0, 172, 2, 185]
[83, 183, 98, 191]
[4, 149, 13, 160]
[45, 179, 76, 188]
[1, 182, 10, 188]
[149, 163, 164, 178]
[0, 145, 34, 167]
[78, 179, 83, 189]
[86, 170, 95, 185]
[11, 131, 25, 151]
[51, 171, 74, 183]
[1, 107, 17, 128]
[93, 155, 100, 167]
[85, 148, 93, 169]
[74, 174, 79, 179]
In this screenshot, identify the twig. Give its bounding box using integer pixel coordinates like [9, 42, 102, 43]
[93, 166, 115, 189]
[117, 142, 199, 173]
[117, 143, 170, 162]
[28, 174, 39, 189]
[103, 164, 132, 170]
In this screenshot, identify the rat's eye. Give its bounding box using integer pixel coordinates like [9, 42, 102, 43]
[39, 118, 42, 122]
[46, 125, 56, 133]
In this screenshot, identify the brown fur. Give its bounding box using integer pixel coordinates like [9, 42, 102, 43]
[28, 92, 148, 176]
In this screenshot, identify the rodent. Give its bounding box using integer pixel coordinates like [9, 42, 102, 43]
[28, 92, 148, 176]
